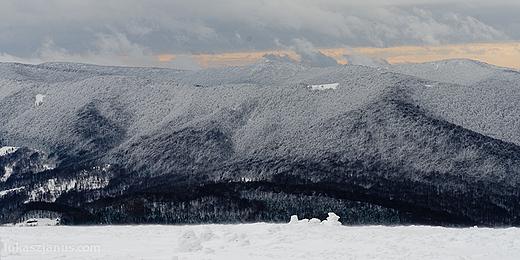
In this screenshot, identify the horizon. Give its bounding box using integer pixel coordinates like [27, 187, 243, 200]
[2, 47, 518, 71]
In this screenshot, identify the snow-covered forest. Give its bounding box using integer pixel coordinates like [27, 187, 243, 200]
[1, 59, 520, 227]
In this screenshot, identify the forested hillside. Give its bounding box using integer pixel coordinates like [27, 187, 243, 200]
[1, 59, 519, 226]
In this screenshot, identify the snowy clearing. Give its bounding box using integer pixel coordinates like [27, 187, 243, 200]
[1, 167, 14, 182]
[0, 147, 19, 157]
[34, 94, 45, 106]
[1, 223, 519, 260]
[14, 217, 60, 227]
[0, 187, 24, 197]
[309, 83, 338, 90]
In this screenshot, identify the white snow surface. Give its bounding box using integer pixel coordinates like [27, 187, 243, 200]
[1, 223, 519, 259]
[0, 147, 19, 157]
[26, 176, 110, 203]
[0, 147, 19, 182]
[309, 83, 338, 90]
[289, 212, 341, 226]
[35, 94, 46, 106]
[15, 218, 60, 227]
[1, 167, 13, 182]
[0, 187, 24, 197]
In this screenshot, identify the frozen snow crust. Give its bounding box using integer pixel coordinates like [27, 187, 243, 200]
[2, 59, 520, 226]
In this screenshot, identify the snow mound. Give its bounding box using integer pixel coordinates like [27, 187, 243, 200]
[309, 83, 338, 90]
[225, 232, 250, 247]
[289, 212, 341, 226]
[322, 212, 341, 226]
[199, 227, 219, 242]
[309, 218, 322, 225]
[289, 215, 299, 224]
[178, 229, 203, 252]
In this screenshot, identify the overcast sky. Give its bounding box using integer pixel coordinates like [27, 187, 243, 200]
[1, 0, 519, 68]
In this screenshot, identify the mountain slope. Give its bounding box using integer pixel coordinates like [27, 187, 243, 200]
[1, 60, 520, 226]
[391, 58, 520, 146]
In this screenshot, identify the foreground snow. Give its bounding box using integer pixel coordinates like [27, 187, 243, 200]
[1, 223, 520, 259]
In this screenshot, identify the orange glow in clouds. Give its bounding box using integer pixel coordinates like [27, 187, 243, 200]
[324, 43, 520, 69]
[158, 51, 300, 67]
[158, 42, 520, 69]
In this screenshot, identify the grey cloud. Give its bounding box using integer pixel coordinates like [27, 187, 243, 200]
[442, 12, 508, 42]
[289, 38, 339, 67]
[94, 32, 149, 57]
[290, 38, 317, 57]
[165, 56, 203, 70]
[0, 0, 516, 65]
[344, 53, 391, 68]
[342, 7, 509, 47]
[506, 23, 520, 39]
[262, 53, 298, 63]
[291, 38, 337, 67]
[264, 38, 339, 67]
[262, 51, 339, 68]
[33, 38, 72, 60]
[306, 51, 339, 67]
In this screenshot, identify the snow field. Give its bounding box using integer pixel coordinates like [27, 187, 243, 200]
[34, 94, 46, 106]
[1, 223, 520, 260]
[308, 83, 339, 90]
[0, 147, 19, 157]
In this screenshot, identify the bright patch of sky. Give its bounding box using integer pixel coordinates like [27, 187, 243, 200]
[0, 0, 519, 69]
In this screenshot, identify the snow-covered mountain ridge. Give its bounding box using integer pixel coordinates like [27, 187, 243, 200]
[1, 59, 520, 226]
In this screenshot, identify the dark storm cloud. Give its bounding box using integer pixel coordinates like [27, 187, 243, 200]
[0, 0, 518, 66]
